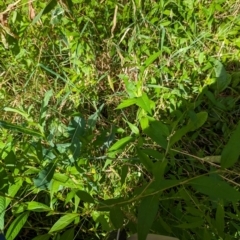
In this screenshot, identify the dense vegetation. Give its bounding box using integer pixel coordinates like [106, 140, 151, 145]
[1, 0, 240, 239]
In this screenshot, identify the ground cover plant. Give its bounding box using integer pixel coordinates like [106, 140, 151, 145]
[1, 0, 240, 239]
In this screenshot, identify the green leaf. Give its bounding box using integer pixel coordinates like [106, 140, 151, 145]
[189, 176, 240, 203]
[27, 202, 51, 212]
[116, 98, 137, 109]
[170, 112, 208, 146]
[87, 104, 104, 131]
[216, 202, 225, 237]
[39, 89, 53, 127]
[6, 211, 30, 240]
[32, 0, 57, 25]
[144, 121, 168, 149]
[125, 121, 139, 135]
[221, 121, 240, 168]
[6, 179, 22, 208]
[135, 93, 152, 115]
[152, 160, 168, 182]
[60, 228, 74, 240]
[137, 148, 153, 173]
[214, 60, 231, 92]
[32, 234, 51, 240]
[108, 136, 133, 152]
[43, 0, 58, 15]
[0, 196, 6, 231]
[76, 190, 95, 203]
[33, 163, 56, 190]
[137, 194, 159, 240]
[49, 213, 78, 233]
[110, 207, 124, 228]
[4, 107, 32, 122]
[141, 51, 161, 72]
[120, 165, 128, 185]
[177, 218, 203, 229]
[68, 116, 85, 162]
[0, 121, 43, 138]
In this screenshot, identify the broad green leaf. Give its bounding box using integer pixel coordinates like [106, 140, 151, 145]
[39, 89, 53, 127]
[144, 121, 168, 149]
[135, 93, 152, 115]
[110, 207, 124, 228]
[116, 98, 137, 109]
[32, 234, 51, 240]
[137, 194, 159, 240]
[189, 176, 240, 203]
[137, 148, 153, 173]
[216, 202, 225, 237]
[60, 228, 74, 240]
[214, 60, 231, 92]
[68, 116, 85, 162]
[76, 190, 95, 203]
[6, 211, 30, 240]
[0, 196, 5, 231]
[221, 121, 240, 168]
[108, 136, 133, 152]
[33, 163, 56, 190]
[170, 112, 208, 146]
[49, 213, 78, 233]
[126, 121, 139, 135]
[6, 179, 22, 208]
[27, 202, 51, 212]
[152, 160, 168, 182]
[140, 117, 149, 130]
[120, 165, 128, 185]
[0, 121, 43, 138]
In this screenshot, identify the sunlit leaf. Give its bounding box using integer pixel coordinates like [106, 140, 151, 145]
[27, 202, 51, 212]
[49, 213, 78, 233]
[135, 93, 152, 115]
[116, 98, 137, 109]
[0, 196, 5, 231]
[108, 136, 133, 152]
[6, 212, 29, 240]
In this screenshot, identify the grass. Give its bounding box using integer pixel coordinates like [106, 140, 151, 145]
[1, 0, 240, 239]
